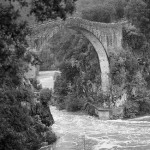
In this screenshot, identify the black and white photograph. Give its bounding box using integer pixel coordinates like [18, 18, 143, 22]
[0, 0, 150, 150]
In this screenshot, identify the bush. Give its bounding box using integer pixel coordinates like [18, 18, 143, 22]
[110, 107, 124, 119]
[30, 78, 42, 91]
[45, 129, 57, 145]
[123, 92, 150, 118]
[55, 96, 66, 110]
[40, 88, 52, 105]
[54, 75, 69, 97]
[139, 99, 150, 115]
[83, 102, 98, 117]
[65, 94, 84, 112]
[123, 101, 139, 118]
[0, 87, 42, 150]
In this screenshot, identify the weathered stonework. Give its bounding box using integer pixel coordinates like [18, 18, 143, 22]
[28, 17, 124, 94]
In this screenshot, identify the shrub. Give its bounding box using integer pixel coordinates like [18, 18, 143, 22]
[110, 107, 124, 119]
[123, 101, 139, 118]
[30, 78, 42, 91]
[138, 99, 150, 115]
[33, 116, 57, 146]
[65, 94, 84, 112]
[39, 88, 52, 105]
[55, 96, 66, 110]
[0, 87, 42, 150]
[45, 129, 57, 145]
[54, 75, 69, 97]
[83, 102, 98, 117]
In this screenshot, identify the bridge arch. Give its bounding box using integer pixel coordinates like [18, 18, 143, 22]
[28, 18, 123, 94]
[72, 28, 110, 93]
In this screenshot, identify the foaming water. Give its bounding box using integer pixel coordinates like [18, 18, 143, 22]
[38, 71, 150, 150]
[50, 106, 150, 150]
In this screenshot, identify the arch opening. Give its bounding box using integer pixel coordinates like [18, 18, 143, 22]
[38, 26, 110, 94]
[67, 27, 110, 93]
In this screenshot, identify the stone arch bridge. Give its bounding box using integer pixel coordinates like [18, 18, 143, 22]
[27, 17, 124, 94]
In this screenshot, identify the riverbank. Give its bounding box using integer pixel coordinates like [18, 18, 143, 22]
[48, 106, 150, 150]
[127, 115, 150, 121]
[38, 71, 150, 150]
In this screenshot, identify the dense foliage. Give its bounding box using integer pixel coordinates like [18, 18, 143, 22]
[82, 0, 127, 22]
[40, 88, 52, 104]
[29, 78, 42, 91]
[81, 0, 150, 118]
[52, 0, 150, 118]
[30, 0, 77, 22]
[53, 33, 109, 114]
[0, 0, 77, 149]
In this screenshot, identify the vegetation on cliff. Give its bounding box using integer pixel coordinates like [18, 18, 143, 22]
[52, 0, 150, 118]
[0, 0, 77, 149]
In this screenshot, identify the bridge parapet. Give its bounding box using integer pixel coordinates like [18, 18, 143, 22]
[30, 17, 123, 32]
[29, 17, 124, 52]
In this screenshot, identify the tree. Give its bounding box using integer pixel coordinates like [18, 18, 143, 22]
[53, 32, 105, 112]
[82, 0, 127, 23]
[30, 0, 78, 22]
[124, 0, 150, 86]
[0, 0, 77, 149]
[0, 4, 29, 87]
[125, 0, 150, 39]
[81, 0, 150, 118]
[82, 4, 115, 23]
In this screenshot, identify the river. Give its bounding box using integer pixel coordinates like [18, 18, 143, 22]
[38, 71, 150, 150]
